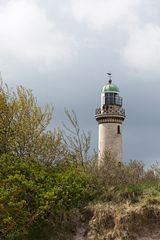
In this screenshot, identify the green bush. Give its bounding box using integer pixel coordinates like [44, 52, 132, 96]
[0, 154, 94, 239]
[118, 184, 144, 203]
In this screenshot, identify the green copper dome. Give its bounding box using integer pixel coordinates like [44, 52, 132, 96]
[102, 80, 119, 93]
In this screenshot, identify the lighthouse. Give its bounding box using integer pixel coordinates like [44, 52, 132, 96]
[95, 74, 125, 165]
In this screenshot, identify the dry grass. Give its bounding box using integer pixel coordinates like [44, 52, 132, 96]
[78, 201, 160, 240]
[74, 152, 160, 240]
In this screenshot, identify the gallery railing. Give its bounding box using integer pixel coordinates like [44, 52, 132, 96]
[95, 107, 125, 117]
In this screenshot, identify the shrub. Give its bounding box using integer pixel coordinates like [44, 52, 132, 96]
[0, 154, 94, 239]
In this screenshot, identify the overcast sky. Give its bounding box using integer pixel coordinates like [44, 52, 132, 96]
[0, 0, 160, 165]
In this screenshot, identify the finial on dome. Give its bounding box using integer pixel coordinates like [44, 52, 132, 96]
[107, 72, 112, 83]
[109, 79, 112, 84]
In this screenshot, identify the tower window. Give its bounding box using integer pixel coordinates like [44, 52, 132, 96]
[117, 125, 121, 134]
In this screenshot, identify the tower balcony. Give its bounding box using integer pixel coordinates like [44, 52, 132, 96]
[95, 107, 125, 123]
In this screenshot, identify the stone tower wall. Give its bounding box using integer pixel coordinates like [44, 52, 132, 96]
[98, 122, 123, 165]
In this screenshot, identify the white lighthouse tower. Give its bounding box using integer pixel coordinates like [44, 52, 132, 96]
[95, 74, 125, 165]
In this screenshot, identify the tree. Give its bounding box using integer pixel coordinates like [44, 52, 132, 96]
[0, 81, 63, 163]
[63, 109, 91, 167]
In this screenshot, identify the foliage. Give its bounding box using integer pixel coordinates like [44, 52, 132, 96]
[0, 81, 63, 163]
[0, 154, 94, 239]
[87, 150, 160, 203]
